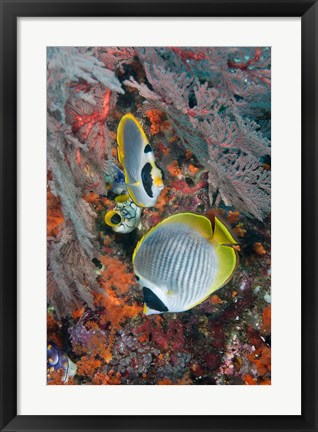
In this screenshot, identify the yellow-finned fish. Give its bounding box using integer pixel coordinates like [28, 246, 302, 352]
[132, 213, 238, 315]
[117, 113, 164, 207]
[105, 194, 142, 234]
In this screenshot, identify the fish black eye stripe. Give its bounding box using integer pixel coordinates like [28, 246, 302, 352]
[143, 287, 168, 312]
[141, 162, 153, 197]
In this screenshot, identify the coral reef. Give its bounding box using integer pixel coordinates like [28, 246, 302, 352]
[47, 46, 271, 385]
[124, 47, 271, 220]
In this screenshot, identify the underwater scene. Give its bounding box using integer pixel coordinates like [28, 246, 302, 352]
[47, 47, 271, 385]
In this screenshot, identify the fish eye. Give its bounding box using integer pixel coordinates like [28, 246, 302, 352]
[111, 213, 122, 225]
[105, 210, 122, 227]
[143, 287, 168, 312]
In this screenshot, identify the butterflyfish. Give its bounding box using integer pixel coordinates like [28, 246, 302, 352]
[105, 194, 142, 234]
[132, 212, 238, 315]
[117, 113, 164, 207]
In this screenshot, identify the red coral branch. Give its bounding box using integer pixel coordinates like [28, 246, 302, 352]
[65, 86, 113, 160]
[71, 89, 111, 138]
[171, 47, 207, 62]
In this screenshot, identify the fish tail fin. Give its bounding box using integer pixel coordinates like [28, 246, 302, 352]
[209, 217, 238, 294]
[211, 217, 237, 247]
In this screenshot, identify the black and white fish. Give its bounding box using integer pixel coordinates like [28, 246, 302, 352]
[117, 113, 164, 207]
[132, 213, 238, 314]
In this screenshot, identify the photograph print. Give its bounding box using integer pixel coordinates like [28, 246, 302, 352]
[47, 46, 271, 385]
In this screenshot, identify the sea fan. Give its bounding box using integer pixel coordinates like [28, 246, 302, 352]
[124, 47, 271, 220]
[47, 47, 124, 316]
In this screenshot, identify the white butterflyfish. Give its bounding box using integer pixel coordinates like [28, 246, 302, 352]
[132, 212, 238, 315]
[117, 113, 164, 207]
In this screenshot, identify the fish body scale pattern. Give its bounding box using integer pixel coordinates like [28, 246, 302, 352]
[134, 224, 218, 310]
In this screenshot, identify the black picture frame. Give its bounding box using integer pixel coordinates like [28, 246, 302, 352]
[0, 0, 317, 431]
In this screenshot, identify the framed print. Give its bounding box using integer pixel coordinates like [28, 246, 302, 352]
[0, 0, 317, 431]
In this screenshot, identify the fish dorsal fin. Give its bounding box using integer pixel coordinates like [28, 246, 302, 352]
[158, 212, 213, 238]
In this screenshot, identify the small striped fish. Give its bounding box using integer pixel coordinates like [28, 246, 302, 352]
[132, 213, 238, 314]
